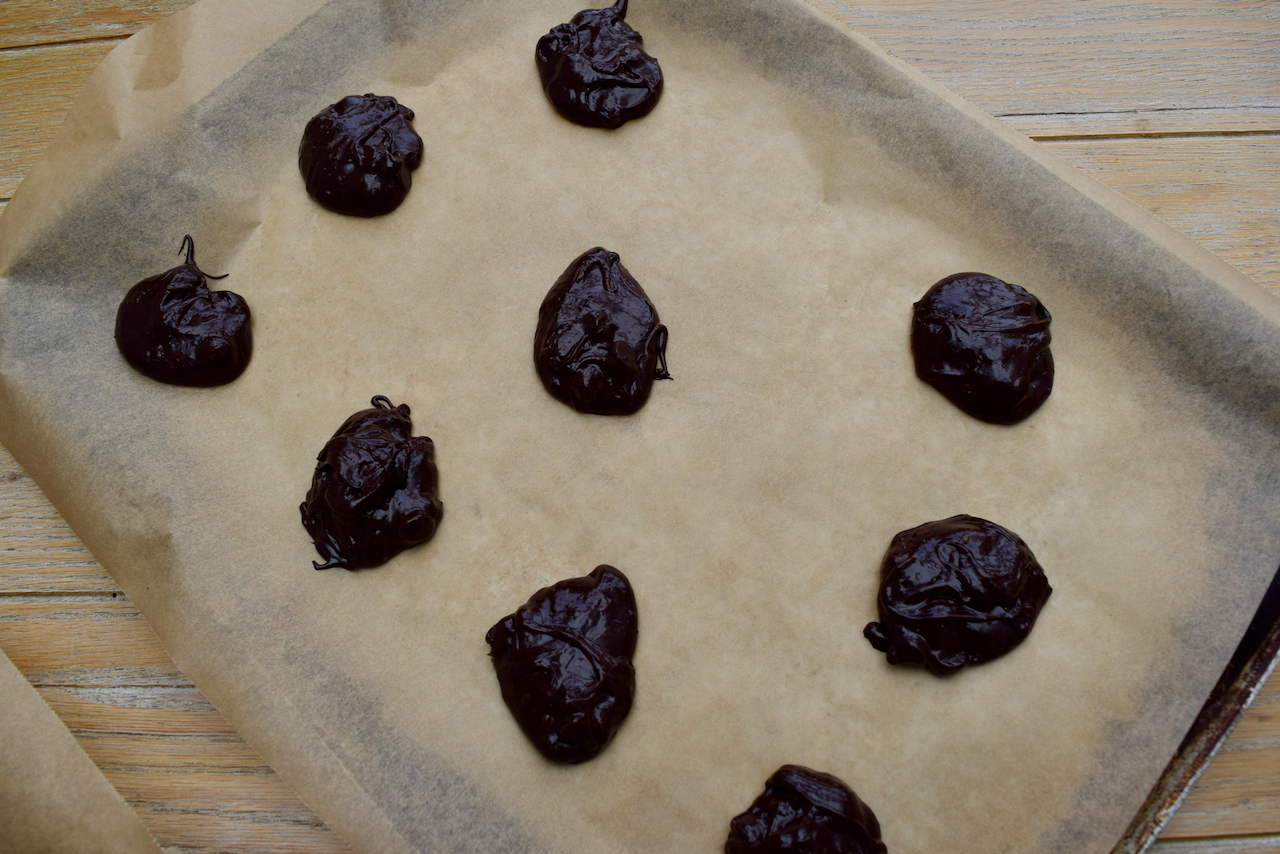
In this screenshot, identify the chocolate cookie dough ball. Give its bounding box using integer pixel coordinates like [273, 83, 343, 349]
[535, 0, 663, 129]
[298, 94, 424, 217]
[300, 396, 443, 570]
[726, 765, 888, 854]
[911, 272, 1053, 424]
[486, 565, 638, 764]
[864, 515, 1051, 675]
[534, 247, 670, 415]
[114, 235, 252, 387]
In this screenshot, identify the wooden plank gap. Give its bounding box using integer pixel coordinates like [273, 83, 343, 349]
[72, 728, 253, 743]
[0, 592, 132, 605]
[44, 684, 209, 707]
[1002, 105, 1280, 118]
[1030, 130, 1280, 143]
[22, 667, 191, 689]
[137, 805, 331, 830]
[88, 762, 274, 776]
[0, 34, 129, 53]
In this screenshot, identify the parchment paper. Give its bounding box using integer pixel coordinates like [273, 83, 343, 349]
[0, 651, 162, 854]
[2, 1, 1279, 852]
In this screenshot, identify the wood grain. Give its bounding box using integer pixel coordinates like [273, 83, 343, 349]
[0, 2, 1277, 853]
[813, 0, 1280, 118]
[0, 41, 115, 199]
[0, 0, 191, 50]
[1042, 137, 1280, 295]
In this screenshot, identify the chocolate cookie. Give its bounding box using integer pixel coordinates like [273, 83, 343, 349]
[486, 565, 638, 763]
[864, 515, 1052, 675]
[300, 396, 443, 570]
[114, 235, 252, 387]
[535, 0, 663, 129]
[911, 272, 1053, 424]
[534, 247, 670, 415]
[726, 765, 888, 854]
[298, 94, 424, 217]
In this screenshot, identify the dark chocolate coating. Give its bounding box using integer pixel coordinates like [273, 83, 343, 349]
[534, 247, 670, 415]
[911, 272, 1053, 424]
[486, 565, 638, 764]
[864, 515, 1052, 676]
[298, 94, 424, 217]
[535, 0, 663, 129]
[300, 396, 443, 570]
[114, 235, 252, 386]
[726, 765, 888, 854]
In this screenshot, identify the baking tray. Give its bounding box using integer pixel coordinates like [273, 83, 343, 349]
[1120, 565, 1280, 852]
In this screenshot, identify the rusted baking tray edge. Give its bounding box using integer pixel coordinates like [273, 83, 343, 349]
[1119, 563, 1280, 852]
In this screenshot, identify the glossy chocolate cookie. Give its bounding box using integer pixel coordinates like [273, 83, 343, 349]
[300, 396, 443, 570]
[911, 272, 1053, 424]
[534, 247, 670, 415]
[535, 0, 663, 129]
[298, 94, 424, 217]
[114, 235, 252, 387]
[864, 515, 1052, 675]
[486, 565, 638, 763]
[726, 765, 888, 854]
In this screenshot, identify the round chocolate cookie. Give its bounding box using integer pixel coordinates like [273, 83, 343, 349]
[534, 247, 670, 415]
[300, 396, 443, 570]
[486, 565, 638, 764]
[535, 0, 663, 129]
[298, 94, 424, 217]
[726, 765, 888, 854]
[114, 235, 252, 387]
[864, 515, 1051, 675]
[911, 272, 1053, 424]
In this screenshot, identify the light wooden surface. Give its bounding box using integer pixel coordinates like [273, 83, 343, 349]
[1, 1, 1278, 852]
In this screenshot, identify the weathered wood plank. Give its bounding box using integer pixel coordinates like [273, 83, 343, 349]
[1160, 680, 1280, 839]
[78, 732, 275, 770]
[1042, 136, 1280, 294]
[114, 768, 352, 854]
[130, 803, 352, 854]
[1225, 685, 1280, 746]
[37, 685, 238, 736]
[0, 448, 118, 592]
[0, 40, 117, 200]
[0, 0, 192, 50]
[815, 0, 1280, 117]
[1163, 772, 1280, 839]
[0, 598, 189, 685]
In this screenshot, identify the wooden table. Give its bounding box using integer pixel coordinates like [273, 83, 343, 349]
[1, 2, 1277, 851]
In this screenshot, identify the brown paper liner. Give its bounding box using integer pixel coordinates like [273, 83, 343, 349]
[2, 1, 1279, 851]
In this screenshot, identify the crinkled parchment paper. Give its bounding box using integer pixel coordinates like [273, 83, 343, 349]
[2, 1, 1280, 851]
[0, 650, 161, 854]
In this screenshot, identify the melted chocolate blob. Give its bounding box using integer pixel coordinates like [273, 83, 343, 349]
[298, 94, 424, 217]
[535, 0, 663, 129]
[534, 247, 670, 415]
[726, 765, 888, 854]
[300, 396, 443, 570]
[486, 565, 638, 764]
[114, 235, 252, 387]
[911, 272, 1053, 424]
[864, 515, 1052, 676]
